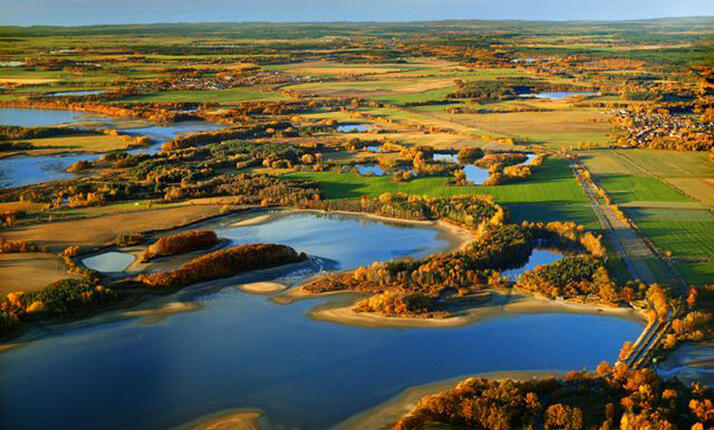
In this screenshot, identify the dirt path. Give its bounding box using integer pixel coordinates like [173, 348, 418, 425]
[572, 163, 658, 284]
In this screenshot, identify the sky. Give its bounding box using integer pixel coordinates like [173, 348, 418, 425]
[1, 0, 713, 26]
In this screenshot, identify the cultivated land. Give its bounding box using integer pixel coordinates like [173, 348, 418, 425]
[0, 18, 712, 430]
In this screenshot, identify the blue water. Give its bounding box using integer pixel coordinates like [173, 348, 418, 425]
[502, 249, 563, 281]
[82, 251, 135, 273]
[337, 123, 370, 132]
[463, 164, 490, 185]
[0, 107, 89, 126]
[433, 152, 458, 163]
[355, 164, 386, 176]
[0, 212, 644, 430]
[48, 90, 107, 97]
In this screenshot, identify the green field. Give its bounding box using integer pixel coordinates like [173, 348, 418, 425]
[120, 87, 287, 103]
[583, 150, 714, 285]
[287, 157, 600, 229]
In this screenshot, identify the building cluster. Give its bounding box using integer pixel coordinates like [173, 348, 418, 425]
[610, 108, 714, 151]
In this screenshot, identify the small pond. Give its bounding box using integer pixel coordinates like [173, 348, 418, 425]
[354, 164, 386, 176]
[433, 152, 458, 163]
[47, 90, 107, 97]
[463, 164, 490, 185]
[82, 251, 135, 273]
[501, 249, 563, 281]
[337, 123, 371, 132]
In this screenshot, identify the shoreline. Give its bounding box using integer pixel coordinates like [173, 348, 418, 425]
[334, 369, 564, 430]
[237, 281, 287, 295]
[300, 208, 474, 251]
[175, 409, 266, 430]
[306, 288, 646, 329]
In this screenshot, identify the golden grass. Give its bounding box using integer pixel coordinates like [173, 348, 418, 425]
[0, 78, 59, 84]
[0, 253, 79, 295]
[1, 204, 225, 252]
[17, 134, 134, 153]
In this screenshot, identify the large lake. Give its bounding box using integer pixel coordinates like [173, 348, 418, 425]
[0, 108, 223, 188]
[0, 212, 643, 430]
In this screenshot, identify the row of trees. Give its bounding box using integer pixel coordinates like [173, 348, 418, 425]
[140, 230, 218, 262]
[136, 243, 306, 289]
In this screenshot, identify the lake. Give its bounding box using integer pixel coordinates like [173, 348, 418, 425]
[0, 212, 644, 430]
[0, 108, 224, 188]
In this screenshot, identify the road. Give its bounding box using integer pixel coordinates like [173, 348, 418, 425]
[572, 162, 658, 284]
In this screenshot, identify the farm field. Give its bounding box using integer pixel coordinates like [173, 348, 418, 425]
[581, 149, 714, 285]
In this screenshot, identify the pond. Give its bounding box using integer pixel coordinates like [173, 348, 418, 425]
[48, 90, 107, 97]
[337, 123, 370, 133]
[433, 152, 458, 163]
[364, 145, 384, 153]
[0, 108, 224, 188]
[501, 248, 563, 281]
[0, 212, 644, 430]
[463, 164, 490, 185]
[522, 153, 537, 165]
[82, 251, 135, 273]
[354, 163, 386, 176]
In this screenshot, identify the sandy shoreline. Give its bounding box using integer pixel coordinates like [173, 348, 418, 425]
[175, 409, 265, 430]
[307, 288, 645, 329]
[334, 370, 564, 430]
[237, 281, 287, 295]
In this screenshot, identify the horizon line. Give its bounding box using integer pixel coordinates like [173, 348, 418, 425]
[2, 14, 714, 29]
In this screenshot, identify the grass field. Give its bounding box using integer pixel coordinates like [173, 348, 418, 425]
[286, 157, 600, 229]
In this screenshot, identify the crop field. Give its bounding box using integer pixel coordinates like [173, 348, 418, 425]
[432, 108, 611, 148]
[582, 150, 714, 285]
[614, 150, 714, 207]
[581, 150, 692, 203]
